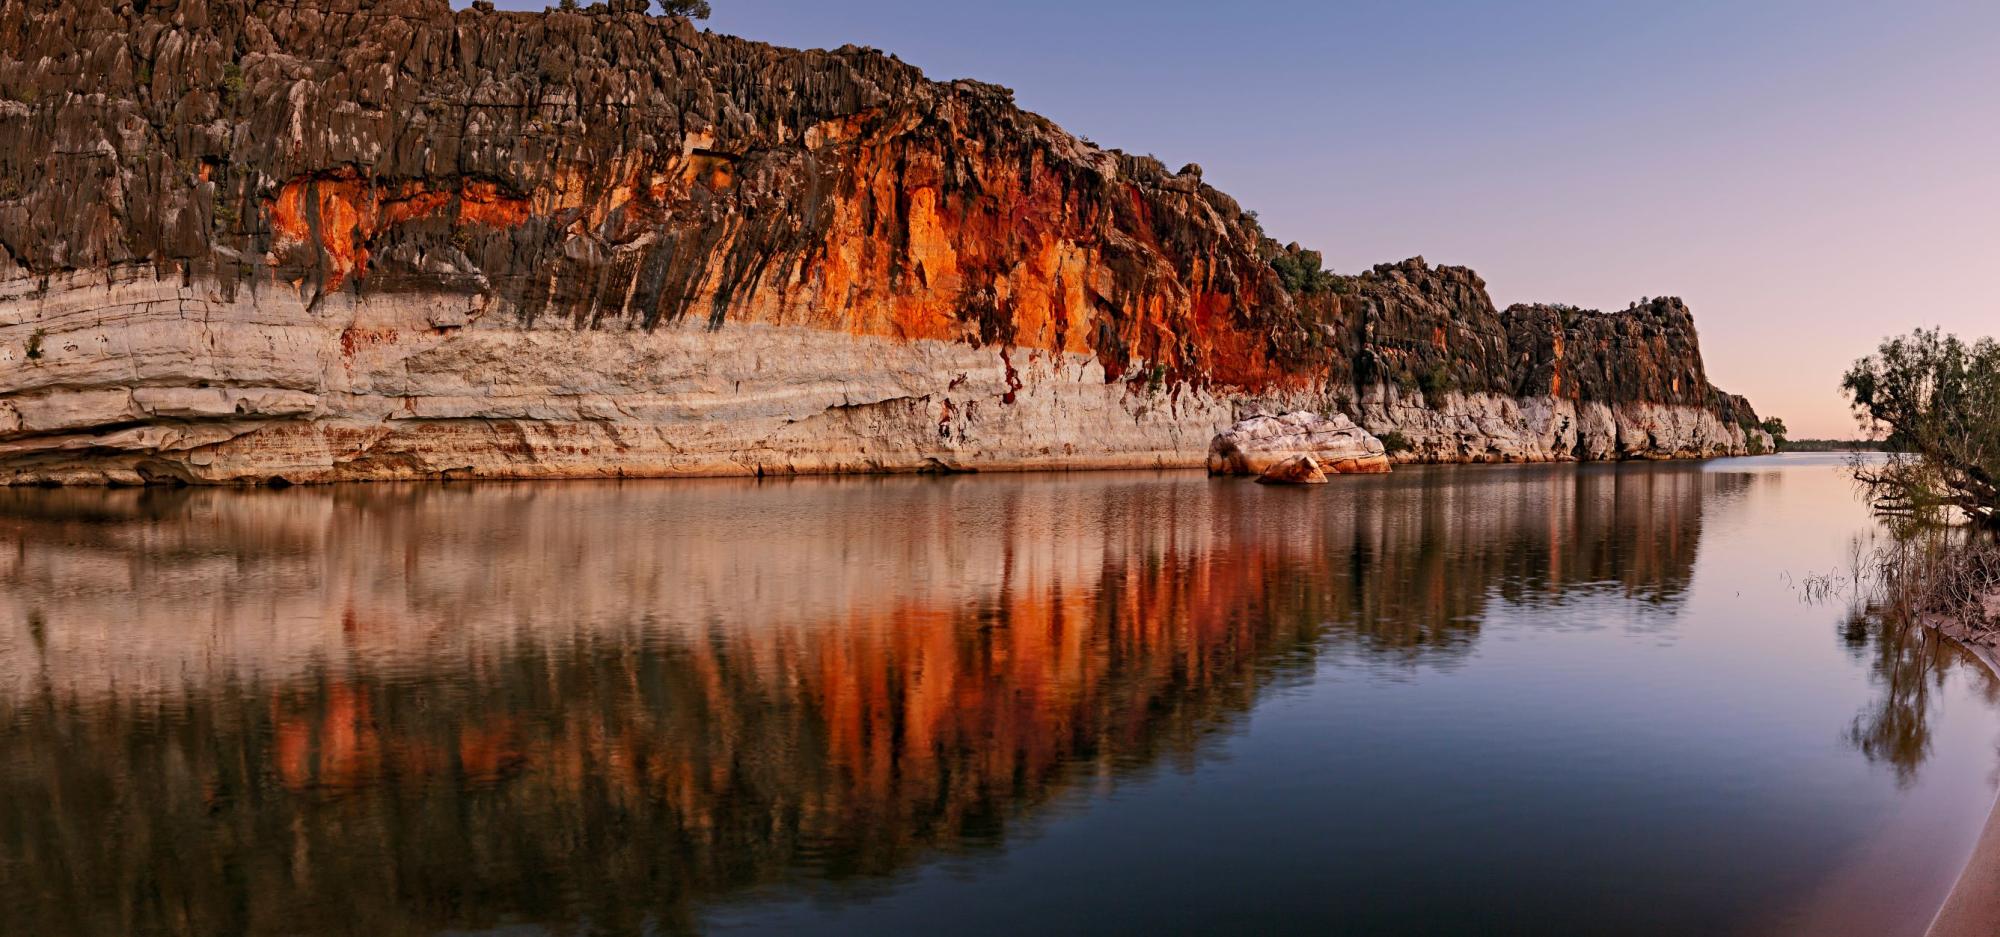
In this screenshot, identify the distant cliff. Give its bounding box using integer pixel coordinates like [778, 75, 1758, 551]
[0, 0, 1768, 484]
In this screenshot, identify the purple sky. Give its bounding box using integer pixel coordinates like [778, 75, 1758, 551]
[490, 0, 1999, 437]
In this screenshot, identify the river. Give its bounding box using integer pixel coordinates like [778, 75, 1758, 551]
[0, 453, 1992, 936]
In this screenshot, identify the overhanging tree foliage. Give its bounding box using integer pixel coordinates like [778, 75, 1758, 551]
[1842, 329, 2000, 529]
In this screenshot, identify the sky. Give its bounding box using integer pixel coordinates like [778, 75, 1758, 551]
[493, 0, 2000, 437]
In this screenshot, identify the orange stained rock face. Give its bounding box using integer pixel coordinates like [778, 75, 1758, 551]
[680, 153, 735, 191]
[265, 171, 532, 291]
[1550, 333, 1568, 397]
[724, 135, 1293, 391]
[1000, 238, 1096, 355]
[1324, 455, 1394, 475]
[1186, 287, 1299, 390]
[460, 180, 533, 227]
[338, 327, 399, 359]
[541, 165, 593, 217]
[261, 133, 1321, 395]
[804, 113, 872, 150]
[556, 156, 677, 235]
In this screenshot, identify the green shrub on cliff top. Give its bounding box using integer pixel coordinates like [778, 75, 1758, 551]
[1271, 244, 1340, 295]
[556, 0, 712, 15]
[1761, 417, 1788, 449]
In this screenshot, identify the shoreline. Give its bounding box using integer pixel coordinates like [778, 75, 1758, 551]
[1926, 621, 2000, 937]
[0, 448, 1769, 490]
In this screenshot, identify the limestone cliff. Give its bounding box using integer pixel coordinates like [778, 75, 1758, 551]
[0, 0, 1767, 484]
[1344, 259, 1771, 462]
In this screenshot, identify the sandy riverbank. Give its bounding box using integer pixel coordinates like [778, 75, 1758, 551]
[1926, 615, 2000, 937]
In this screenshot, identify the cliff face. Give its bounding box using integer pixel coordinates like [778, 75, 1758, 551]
[0, 0, 1766, 484]
[1344, 259, 1769, 462]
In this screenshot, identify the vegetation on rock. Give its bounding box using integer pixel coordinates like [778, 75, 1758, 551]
[1269, 244, 1344, 295]
[555, 0, 709, 15]
[660, 0, 712, 17]
[1760, 417, 1788, 449]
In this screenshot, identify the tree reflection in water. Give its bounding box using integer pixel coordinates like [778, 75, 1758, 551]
[0, 465, 1733, 936]
[1836, 560, 2000, 786]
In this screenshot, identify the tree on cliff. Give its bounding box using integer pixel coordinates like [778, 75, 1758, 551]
[1269, 243, 1346, 295]
[1761, 417, 1788, 449]
[1843, 329, 2000, 529]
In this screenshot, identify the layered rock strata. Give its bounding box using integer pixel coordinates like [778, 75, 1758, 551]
[0, 0, 1767, 484]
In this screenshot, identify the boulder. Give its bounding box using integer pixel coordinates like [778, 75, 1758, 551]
[1208, 411, 1391, 476]
[1255, 454, 1328, 485]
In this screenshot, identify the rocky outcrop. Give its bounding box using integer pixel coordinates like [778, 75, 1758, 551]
[1208, 411, 1389, 476]
[1254, 454, 1329, 485]
[0, 0, 1766, 484]
[1343, 260, 1772, 462]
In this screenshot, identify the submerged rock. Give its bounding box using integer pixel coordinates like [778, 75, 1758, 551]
[1254, 454, 1329, 486]
[1209, 412, 1391, 477]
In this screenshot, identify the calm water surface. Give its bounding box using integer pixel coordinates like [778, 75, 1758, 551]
[2, 454, 1996, 936]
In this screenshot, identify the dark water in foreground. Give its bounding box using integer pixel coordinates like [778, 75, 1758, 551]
[1, 454, 1996, 936]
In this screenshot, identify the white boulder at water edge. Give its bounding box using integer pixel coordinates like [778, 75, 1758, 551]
[1207, 412, 1393, 477]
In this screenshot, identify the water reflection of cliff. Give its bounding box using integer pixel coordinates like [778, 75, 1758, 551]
[0, 465, 1738, 935]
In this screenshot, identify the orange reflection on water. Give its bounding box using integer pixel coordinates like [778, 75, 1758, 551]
[0, 467, 1732, 935]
